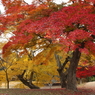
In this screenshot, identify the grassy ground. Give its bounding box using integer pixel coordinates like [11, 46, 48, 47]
[0, 88, 95, 95]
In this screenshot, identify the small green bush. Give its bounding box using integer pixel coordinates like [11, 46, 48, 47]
[86, 76, 95, 82]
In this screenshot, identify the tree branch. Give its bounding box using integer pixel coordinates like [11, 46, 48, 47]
[17, 70, 39, 89]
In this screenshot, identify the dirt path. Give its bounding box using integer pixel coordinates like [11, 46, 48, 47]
[77, 82, 95, 90]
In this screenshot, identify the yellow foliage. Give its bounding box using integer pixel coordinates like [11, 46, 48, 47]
[0, 43, 67, 87]
[79, 53, 95, 67]
[25, 44, 67, 86]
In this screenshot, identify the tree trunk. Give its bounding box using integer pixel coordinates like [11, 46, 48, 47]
[17, 70, 39, 89]
[55, 53, 69, 88]
[5, 70, 9, 89]
[66, 48, 81, 91]
[58, 70, 66, 88]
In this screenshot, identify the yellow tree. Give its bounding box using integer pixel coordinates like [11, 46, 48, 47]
[26, 43, 69, 88]
[0, 53, 17, 89]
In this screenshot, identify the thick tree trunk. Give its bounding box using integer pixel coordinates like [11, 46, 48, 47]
[66, 48, 81, 91]
[17, 70, 39, 89]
